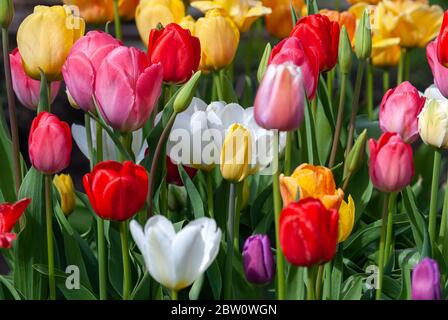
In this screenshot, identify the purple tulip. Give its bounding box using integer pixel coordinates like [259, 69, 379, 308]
[243, 235, 275, 285]
[412, 257, 441, 300]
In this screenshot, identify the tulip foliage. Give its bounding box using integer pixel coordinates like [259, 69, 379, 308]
[1, 0, 448, 302]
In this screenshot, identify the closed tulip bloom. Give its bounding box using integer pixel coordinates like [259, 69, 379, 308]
[279, 163, 344, 210]
[62, 31, 122, 113]
[427, 39, 448, 99]
[242, 235, 275, 285]
[263, 0, 307, 39]
[438, 11, 448, 68]
[0, 199, 31, 248]
[130, 215, 221, 290]
[95, 46, 163, 132]
[195, 9, 240, 72]
[268, 37, 319, 99]
[280, 198, 339, 267]
[148, 23, 200, 84]
[254, 63, 305, 131]
[17, 5, 85, 81]
[338, 195, 355, 243]
[53, 174, 76, 216]
[0, 0, 14, 29]
[83, 161, 149, 221]
[379, 81, 425, 143]
[290, 14, 340, 72]
[136, 0, 185, 45]
[10, 49, 61, 111]
[369, 132, 414, 193]
[418, 99, 448, 149]
[320, 9, 356, 43]
[412, 258, 441, 300]
[29, 112, 72, 175]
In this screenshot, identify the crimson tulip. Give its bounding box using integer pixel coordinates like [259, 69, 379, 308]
[0, 198, 31, 248]
[62, 31, 122, 113]
[369, 132, 414, 193]
[279, 198, 339, 267]
[268, 37, 319, 99]
[148, 23, 200, 84]
[427, 38, 448, 98]
[379, 81, 425, 143]
[437, 10, 448, 68]
[29, 112, 72, 174]
[290, 14, 340, 72]
[83, 161, 149, 221]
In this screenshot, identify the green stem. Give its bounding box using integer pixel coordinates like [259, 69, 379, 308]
[429, 149, 442, 246]
[96, 122, 103, 164]
[384, 192, 397, 266]
[323, 261, 332, 300]
[113, 0, 122, 40]
[207, 172, 214, 218]
[171, 290, 178, 300]
[439, 170, 448, 246]
[345, 60, 365, 155]
[224, 183, 237, 299]
[213, 72, 224, 101]
[376, 193, 390, 300]
[383, 69, 390, 94]
[234, 182, 243, 253]
[404, 49, 411, 82]
[328, 73, 347, 168]
[327, 69, 334, 102]
[307, 267, 315, 300]
[45, 175, 56, 300]
[85, 115, 94, 169]
[2, 28, 21, 195]
[119, 221, 131, 300]
[273, 131, 285, 300]
[311, 98, 317, 123]
[367, 60, 374, 121]
[315, 264, 324, 300]
[284, 132, 293, 175]
[397, 48, 406, 85]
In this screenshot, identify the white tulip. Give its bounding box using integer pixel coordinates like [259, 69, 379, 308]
[418, 98, 448, 149]
[130, 215, 221, 291]
[424, 84, 447, 102]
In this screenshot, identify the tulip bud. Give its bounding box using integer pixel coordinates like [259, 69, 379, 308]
[243, 235, 275, 285]
[343, 129, 367, 180]
[53, 174, 76, 216]
[257, 43, 271, 83]
[220, 123, 252, 183]
[354, 9, 372, 60]
[412, 258, 441, 300]
[338, 26, 353, 75]
[418, 99, 448, 149]
[173, 71, 202, 113]
[167, 184, 188, 212]
[338, 195, 355, 243]
[0, 0, 14, 29]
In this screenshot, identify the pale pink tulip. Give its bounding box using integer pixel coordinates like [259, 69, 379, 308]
[427, 38, 448, 99]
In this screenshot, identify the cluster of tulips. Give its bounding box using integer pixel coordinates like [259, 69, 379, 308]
[0, 0, 447, 301]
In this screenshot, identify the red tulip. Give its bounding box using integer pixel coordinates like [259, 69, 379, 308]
[148, 23, 200, 84]
[166, 156, 197, 186]
[269, 37, 319, 99]
[29, 112, 72, 174]
[379, 81, 425, 143]
[369, 132, 414, 193]
[0, 198, 31, 248]
[290, 14, 340, 72]
[427, 38, 448, 98]
[437, 10, 448, 68]
[83, 161, 149, 221]
[279, 198, 339, 267]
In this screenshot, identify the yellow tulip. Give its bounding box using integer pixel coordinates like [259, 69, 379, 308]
[17, 5, 85, 81]
[338, 195, 355, 243]
[180, 15, 196, 34]
[279, 163, 344, 210]
[220, 123, 252, 183]
[195, 9, 240, 72]
[347, 0, 380, 4]
[135, 0, 185, 44]
[192, 0, 271, 32]
[53, 174, 76, 216]
[262, 0, 306, 39]
[371, 35, 401, 68]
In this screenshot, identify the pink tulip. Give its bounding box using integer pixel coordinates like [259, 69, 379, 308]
[62, 31, 122, 113]
[95, 46, 163, 132]
[10, 49, 61, 111]
[369, 132, 414, 193]
[29, 112, 72, 174]
[254, 63, 305, 131]
[379, 81, 425, 144]
[427, 38, 448, 99]
[268, 37, 319, 100]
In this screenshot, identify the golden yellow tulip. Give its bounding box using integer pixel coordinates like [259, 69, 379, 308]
[279, 163, 344, 210]
[195, 9, 240, 71]
[179, 15, 196, 34]
[371, 35, 401, 68]
[262, 0, 306, 39]
[338, 195, 355, 243]
[17, 5, 85, 81]
[192, 0, 271, 32]
[135, 0, 185, 44]
[220, 123, 252, 183]
[53, 174, 76, 216]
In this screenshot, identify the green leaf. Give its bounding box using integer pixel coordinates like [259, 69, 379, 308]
[257, 43, 271, 83]
[0, 118, 16, 202]
[304, 100, 320, 165]
[343, 220, 381, 260]
[189, 273, 204, 300]
[220, 71, 238, 103]
[178, 164, 205, 218]
[131, 272, 151, 300]
[306, 0, 319, 15]
[331, 246, 344, 300]
[290, 1, 298, 25]
[207, 261, 222, 300]
[341, 275, 363, 300]
[402, 186, 425, 251]
[0, 275, 22, 300]
[286, 266, 305, 299]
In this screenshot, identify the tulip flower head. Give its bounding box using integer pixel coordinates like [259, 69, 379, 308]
[438, 11, 448, 68]
[427, 38, 448, 99]
[0, 199, 31, 248]
[368, 132, 414, 193]
[130, 216, 221, 290]
[0, 0, 14, 29]
[243, 235, 275, 285]
[53, 174, 76, 216]
[62, 0, 139, 24]
[263, 0, 307, 39]
[320, 9, 356, 43]
[411, 257, 442, 300]
[418, 98, 448, 149]
[83, 161, 149, 221]
[371, 36, 401, 68]
[338, 195, 355, 243]
[280, 198, 339, 267]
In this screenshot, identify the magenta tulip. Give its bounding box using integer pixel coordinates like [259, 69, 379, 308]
[10, 48, 61, 111]
[379, 81, 425, 144]
[369, 132, 414, 193]
[254, 63, 305, 131]
[427, 38, 448, 99]
[62, 31, 122, 113]
[29, 112, 72, 174]
[95, 46, 163, 132]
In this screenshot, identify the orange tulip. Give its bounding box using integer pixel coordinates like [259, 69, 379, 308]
[320, 9, 356, 43]
[262, 0, 306, 39]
